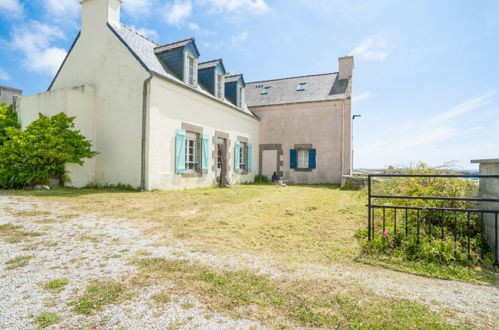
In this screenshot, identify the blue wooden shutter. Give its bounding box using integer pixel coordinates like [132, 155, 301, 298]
[201, 134, 209, 173]
[234, 140, 240, 172]
[247, 144, 253, 172]
[175, 129, 186, 174]
[290, 149, 297, 169]
[309, 149, 316, 169]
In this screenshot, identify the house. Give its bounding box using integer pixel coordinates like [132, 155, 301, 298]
[245, 64, 353, 184]
[17, 0, 353, 190]
[0, 85, 22, 105]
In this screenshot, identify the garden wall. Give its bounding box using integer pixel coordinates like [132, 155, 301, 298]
[472, 159, 499, 259]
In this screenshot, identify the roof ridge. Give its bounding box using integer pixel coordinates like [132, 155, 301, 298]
[247, 72, 338, 84]
[119, 23, 159, 46]
[157, 37, 194, 48]
[199, 58, 223, 64]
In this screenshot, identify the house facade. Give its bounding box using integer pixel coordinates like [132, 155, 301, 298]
[17, 0, 353, 190]
[0, 85, 22, 105]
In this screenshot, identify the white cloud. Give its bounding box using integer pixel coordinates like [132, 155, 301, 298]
[496, 120, 499, 128]
[350, 35, 390, 61]
[10, 22, 67, 75]
[0, 67, 10, 81]
[43, 0, 79, 18]
[203, 0, 269, 14]
[353, 92, 372, 102]
[187, 22, 199, 30]
[123, 0, 153, 18]
[0, 0, 23, 17]
[430, 91, 495, 123]
[131, 25, 159, 41]
[164, 1, 192, 25]
[231, 31, 248, 44]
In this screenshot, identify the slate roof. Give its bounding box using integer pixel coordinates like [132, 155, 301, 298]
[108, 22, 255, 117]
[245, 73, 349, 107]
[198, 59, 222, 70]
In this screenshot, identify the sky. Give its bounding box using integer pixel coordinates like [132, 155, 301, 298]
[0, 0, 498, 170]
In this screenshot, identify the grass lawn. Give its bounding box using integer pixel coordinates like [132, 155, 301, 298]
[4, 184, 497, 328]
[7, 184, 365, 268]
[5, 184, 496, 283]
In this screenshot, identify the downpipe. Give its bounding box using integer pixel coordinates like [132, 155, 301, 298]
[141, 74, 153, 192]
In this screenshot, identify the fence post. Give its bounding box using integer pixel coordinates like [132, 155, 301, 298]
[368, 175, 372, 241]
[471, 159, 499, 265]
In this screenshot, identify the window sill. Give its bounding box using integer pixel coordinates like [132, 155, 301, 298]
[294, 168, 314, 172]
[182, 172, 203, 178]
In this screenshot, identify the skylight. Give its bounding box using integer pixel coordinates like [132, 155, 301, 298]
[296, 82, 307, 91]
[261, 86, 271, 95]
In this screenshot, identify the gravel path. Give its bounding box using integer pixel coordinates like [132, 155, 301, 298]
[1, 196, 498, 329]
[0, 197, 264, 329]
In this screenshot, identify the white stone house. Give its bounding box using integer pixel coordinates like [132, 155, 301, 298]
[17, 0, 354, 190]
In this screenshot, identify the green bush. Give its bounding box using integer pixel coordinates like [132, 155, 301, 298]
[0, 103, 20, 145]
[0, 112, 97, 188]
[359, 163, 495, 269]
[254, 174, 269, 183]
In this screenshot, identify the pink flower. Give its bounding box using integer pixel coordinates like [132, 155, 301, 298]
[383, 230, 389, 237]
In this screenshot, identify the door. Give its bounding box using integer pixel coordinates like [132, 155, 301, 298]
[262, 149, 278, 180]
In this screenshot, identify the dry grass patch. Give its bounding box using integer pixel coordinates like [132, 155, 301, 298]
[70, 280, 132, 315]
[5, 255, 34, 270]
[7, 209, 51, 217]
[9, 185, 365, 267]
[0, 223, 45, 244]
[130, 257, 452, 329]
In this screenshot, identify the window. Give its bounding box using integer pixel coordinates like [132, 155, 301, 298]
[297, 149, 309, 168]
[260, 86, 271, 95]
[187, 55, 195, 85]
[237, 86, 242, 107]
[239, 142, 246, 171]
[216, 73, 223, 98]
[185, 132, 198, 172]
[296, 82, 307, 91]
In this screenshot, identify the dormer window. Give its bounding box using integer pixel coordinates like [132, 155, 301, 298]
[297, 82, 307, 91]
[187, 55, 195, 85]
[216, 73, 223, 98]
[261, 86, 271, 95]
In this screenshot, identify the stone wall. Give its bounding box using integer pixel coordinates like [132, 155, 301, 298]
[471, 159, 499, 261]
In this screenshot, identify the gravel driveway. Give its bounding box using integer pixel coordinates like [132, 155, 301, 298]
[1, 195, 498, 329]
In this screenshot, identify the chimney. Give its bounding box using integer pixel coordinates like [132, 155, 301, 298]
[80, 0, 123, 33]
[338, 56, 354, 80]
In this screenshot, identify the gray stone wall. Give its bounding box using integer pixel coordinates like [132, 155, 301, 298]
[0, 86, 22, 105]
[471, 159, 499, 261]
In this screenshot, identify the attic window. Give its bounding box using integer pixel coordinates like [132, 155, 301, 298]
[297, 82, 307, 91]
[261, 86, 271, 95]
[187, 55, 195, 85]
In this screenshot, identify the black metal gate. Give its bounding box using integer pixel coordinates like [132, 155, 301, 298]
[366, 174, 499, 265]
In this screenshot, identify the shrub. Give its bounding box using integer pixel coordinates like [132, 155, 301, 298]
[0, 112, 97, 188]
[0, 103, 20, 145]
[359, 163, 495, 269]
[254, 174, 269, 183]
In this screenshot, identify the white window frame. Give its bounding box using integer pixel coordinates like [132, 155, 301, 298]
[216, 72, 223, 99]
[297, 149, 309, 169]
[185, 132, 198, 173]
[186, 54, 195, 86]
[239, 142, 246, 171]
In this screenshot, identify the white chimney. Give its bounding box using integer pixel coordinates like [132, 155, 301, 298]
[80, 0, 123, 33]
[338, 56, 354, 80]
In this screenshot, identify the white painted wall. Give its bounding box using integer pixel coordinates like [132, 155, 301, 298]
[146, 76, 260, 190]
[17, 85, 97, 187]
[32, 0, 149, 188]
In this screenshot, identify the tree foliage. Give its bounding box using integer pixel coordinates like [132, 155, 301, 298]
[0, 112, 97, 188]
[0, 103, 20, 145]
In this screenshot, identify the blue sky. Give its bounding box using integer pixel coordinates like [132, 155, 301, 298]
[1, 0, 498, 169]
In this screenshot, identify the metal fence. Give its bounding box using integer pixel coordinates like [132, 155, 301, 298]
[367, 174, 499, 265]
